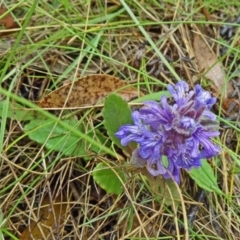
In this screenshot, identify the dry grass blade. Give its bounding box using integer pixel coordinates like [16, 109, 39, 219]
[38, 74, 141, 108]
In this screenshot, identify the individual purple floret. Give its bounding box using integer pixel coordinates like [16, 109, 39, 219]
[115, 81, 221, 183]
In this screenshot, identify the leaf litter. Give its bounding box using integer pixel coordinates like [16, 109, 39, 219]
[0, 7, 19, 36]
[19, 196, 68, 240]
[38, 74, 142, 108]
[193, 30, 233, 98]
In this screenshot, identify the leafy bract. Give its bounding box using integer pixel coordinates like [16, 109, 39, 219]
[188, 159, 222, 194]
[153, 177, 181, 206]
[130, 90, 170, 103]
[92, 162, 126, 195]
[103, 93, 136, 154]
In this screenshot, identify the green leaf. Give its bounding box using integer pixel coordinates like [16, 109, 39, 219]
[0, 208, 3, 224]
[103, 93, 136, 154]
[188, 159, 222, 194]
[130, 90, 170, 103]
[92, 162, 126, 195]
[24, 119, 103, 158]
[142, 172, 180, 206]
[0, 101, 43, 121]
[156, 178, 181, 206]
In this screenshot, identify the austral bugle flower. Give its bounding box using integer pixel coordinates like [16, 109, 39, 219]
[115, 81, 221, 183]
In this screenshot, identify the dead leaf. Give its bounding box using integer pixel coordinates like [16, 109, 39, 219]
[193, 33, 233, 98]
[200, 6, 216, 21]
[0, 7, 19, 36]
[19, 196, 68, 240]
[39, 74, 141, 108]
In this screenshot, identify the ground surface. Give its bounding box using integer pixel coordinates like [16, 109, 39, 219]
[0, 1, 240, 239]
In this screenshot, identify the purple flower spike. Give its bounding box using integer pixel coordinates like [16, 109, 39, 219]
[115, 80, 221, 183]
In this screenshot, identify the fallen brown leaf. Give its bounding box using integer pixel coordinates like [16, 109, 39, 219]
[200, 6, 216, 22]
[19, 196, 68, 240]
[39, 74, 141, 108]
[0, 7, 19, 36]
[193, 33, 233, 98]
